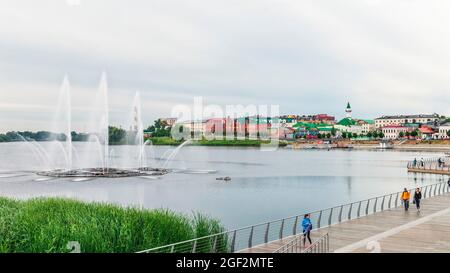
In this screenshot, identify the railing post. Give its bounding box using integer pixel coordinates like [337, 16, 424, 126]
[438, 183, 442, 195]
[248, 226, 254, 248]
[381, 195, 386, 211]
[348, 203, 353, 220]
[192, 239, 197, 253]
[170, 245, 175, 253]
[388, 194, 392, 209]
[328, 208, 333, 226]
[264, 223, 270, 243]
[279, 220, 284, 240]
[317, 210, 322, 229]
[293, 216, 298, 235]
[395, 192, 399, 207]
[230, 230, 236, 253]
[365, 199, 370, 215]
[338, 205, 343, 222]
[373, 197, 378, 213]
[357, 201, 362, 218]
[212, 235, 218, 253]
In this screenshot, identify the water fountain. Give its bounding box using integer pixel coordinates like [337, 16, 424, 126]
[35, 74, 170, 178]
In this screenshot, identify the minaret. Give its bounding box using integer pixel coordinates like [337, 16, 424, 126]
[345, 102, 352, 118]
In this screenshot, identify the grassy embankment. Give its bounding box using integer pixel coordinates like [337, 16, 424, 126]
[147, 137, 288, 147]
[0, 197, 227, 253]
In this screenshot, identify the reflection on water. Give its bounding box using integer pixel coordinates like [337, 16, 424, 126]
[0, 142, 446, 228]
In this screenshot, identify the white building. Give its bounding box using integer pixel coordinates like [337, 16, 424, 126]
[375, 114, 440, 128]
[359, 120, 375, 134]
[381, 125, 412, 139]
[438, 122, 450, 139]
[178, 120, 207, 136]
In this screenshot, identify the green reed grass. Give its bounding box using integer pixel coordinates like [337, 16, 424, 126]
[0, 197, 227, 253]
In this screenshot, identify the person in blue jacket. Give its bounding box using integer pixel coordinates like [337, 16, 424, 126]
[301, 214, 312, 245]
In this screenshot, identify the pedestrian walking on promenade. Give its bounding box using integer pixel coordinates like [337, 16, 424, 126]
[438, 158, 443, 168]
[413, 188, 422, 212]
[301, 214, 313, 245]
[447, 178, 450, 188]
[401, 188, 411, 211]
[420, 158, 424, 167]
[413, 158, 417, 167]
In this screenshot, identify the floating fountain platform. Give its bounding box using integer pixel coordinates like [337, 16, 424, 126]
[37, 167, 169, 178]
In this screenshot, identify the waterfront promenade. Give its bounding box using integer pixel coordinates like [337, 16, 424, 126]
[407, 156, 450, 175]
[241, 191, 450, 253]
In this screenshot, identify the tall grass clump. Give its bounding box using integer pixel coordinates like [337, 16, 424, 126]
[0, 197, 228, 253]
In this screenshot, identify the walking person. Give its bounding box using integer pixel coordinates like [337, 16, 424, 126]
[413, 188, 422, 212]
[301, 214, 312, 246]
[420, 158, 424, 168]
[413, 158, 417, 167]
[401, 188, 410, 211]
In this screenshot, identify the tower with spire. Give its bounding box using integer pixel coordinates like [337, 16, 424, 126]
[345, 102, 352, 118]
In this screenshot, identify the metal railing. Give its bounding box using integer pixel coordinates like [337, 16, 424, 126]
[272, 234, 306, 253]
[407, 156, 450, 172]
[301, 233, 330, 253]
[272, 233, 329, 253]
[137, 181, 450, 253]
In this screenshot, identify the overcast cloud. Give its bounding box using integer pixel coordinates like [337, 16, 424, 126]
[1, 0, 449, 132]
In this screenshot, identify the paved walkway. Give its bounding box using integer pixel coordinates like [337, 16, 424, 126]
[241, 193, 450, 253]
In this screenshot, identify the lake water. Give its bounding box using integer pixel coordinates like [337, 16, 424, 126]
[0, 142, 447, 229]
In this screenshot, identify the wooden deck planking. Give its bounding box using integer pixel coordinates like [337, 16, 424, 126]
[240, 193, 450, 253]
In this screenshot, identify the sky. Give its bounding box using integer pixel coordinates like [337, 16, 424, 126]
[0, 0, 449, 132]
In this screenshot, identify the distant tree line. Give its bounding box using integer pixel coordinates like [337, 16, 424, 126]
[0, 126, 143, 145]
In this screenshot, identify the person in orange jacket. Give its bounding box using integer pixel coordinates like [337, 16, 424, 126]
[401, 188, 410, 211]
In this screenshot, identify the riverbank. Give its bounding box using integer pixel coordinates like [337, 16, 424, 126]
[146, 137, 288, 147]
[0, 197, 226, 253]
[290, 139, 450, 152]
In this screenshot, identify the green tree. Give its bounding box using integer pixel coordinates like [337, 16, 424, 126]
[352, 133, 357, 138]
[342, 132, 347, 139]
[399, 131, 405, 138]
[109, 126, 127, 144]
[379, 132, 385, 138]
[447, 130, 450, 137]
[326, 133, 331, 139]
[147, 119, 171, 137]
[367, 131, 373, 138]
[411, 130, 418, 137]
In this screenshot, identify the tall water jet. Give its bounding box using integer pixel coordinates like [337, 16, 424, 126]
[99, 72, 109, 172]
[48, 75, 72, 170]
[132, 91, 145, 169]
[62, 75, 72, 170]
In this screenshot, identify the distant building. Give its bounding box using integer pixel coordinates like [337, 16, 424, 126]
[279, 116, 297, 127]
[297, 114, 335, 125]
[345, 102, 352, 118]
[160, 118, 177, 127]
[438, 122, 450, 139]
[333, 102, 366, 135]
[374, 114, 440, 128]
[358, 120, 375, 134]
[418, 125, 438, 140]
[178, 120, 207, 137]
[335, 118, 363, 135]
[381, 125, 412, 139]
